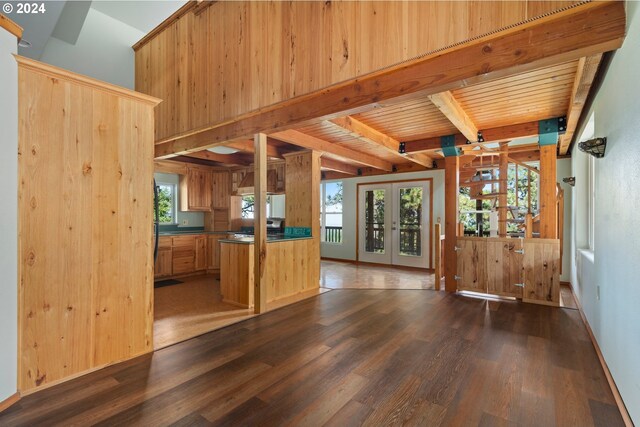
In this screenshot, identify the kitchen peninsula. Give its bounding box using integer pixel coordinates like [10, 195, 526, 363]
[220, 232, 319, 308]
[220, 150, 322, 309]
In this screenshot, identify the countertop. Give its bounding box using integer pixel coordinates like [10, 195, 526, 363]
[219, 235, 314, 244]
[158, 230, 234, 236]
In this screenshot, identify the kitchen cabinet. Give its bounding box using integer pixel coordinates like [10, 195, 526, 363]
[172, 235, 196, 274]
[231, 163, 285, 195]
[212, 171, 230, 209]
[195, 235, 208, 271]
[207, 235, 223, 270]
[180, 167, 212, 211]
[154, 248, 173, 278]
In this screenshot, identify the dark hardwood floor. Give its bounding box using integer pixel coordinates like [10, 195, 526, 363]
[0, 289, 623, 426]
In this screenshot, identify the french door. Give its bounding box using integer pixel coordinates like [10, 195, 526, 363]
[358, 181, 431, 268]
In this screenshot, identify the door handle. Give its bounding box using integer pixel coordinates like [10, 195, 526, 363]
[514, 283, 525, 287]
[392, 227, 397, 231]
[454, 246, 462, 252]
[514, 249, 524, 254]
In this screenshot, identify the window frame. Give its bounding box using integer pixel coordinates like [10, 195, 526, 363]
[156, 182, 177, 225]
[320, 181, 344, 245]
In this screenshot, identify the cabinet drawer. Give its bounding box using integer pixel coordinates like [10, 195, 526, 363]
[172, 235, 196, 247]
[172, 256, 195, 274]
[158, 236, 172, 249]
[172, 247, 194, 259]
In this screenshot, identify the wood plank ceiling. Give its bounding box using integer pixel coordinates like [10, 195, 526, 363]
[185, 58, 587, 174]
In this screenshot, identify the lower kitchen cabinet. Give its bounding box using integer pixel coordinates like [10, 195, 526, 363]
[154, 247, 172, 278]
[208, 235, 222, 270]
[195, 236, 208, 271]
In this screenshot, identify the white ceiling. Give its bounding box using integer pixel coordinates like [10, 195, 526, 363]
[10, 0, 186, 59]
[90, 1, 187, 33]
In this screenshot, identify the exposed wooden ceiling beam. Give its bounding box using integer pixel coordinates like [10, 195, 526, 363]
[225, 140, 284, 159]
[403, 121, 541, 153]
[427, 91, 478, 142]
[270, 129, 394, 171]
[559, 54, 603, 155]
[328, 116, 434, 168]
[154, 1, 625, 158]
[320, 158, 360, 175]
[183, 150, 253, 165]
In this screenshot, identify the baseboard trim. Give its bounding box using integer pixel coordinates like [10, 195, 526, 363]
[0, 392, 20, 413]
[568, 282, 634, 426]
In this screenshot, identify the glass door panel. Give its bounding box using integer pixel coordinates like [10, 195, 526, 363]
[392, 181, 430, 268]
[358, 184, 391, 264]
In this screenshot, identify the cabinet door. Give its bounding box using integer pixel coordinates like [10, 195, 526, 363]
[154, 248, 172, 278]
[208, 236, 221, 269]
[181, 169, 212, 211]
[195, 236, 207, 271]
[212, 172, 230, 209]
[456, 238, 487, 292]
[487, 239, 523, 298]
[522, 239, 560, 306]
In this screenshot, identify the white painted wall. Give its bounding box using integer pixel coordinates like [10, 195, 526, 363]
[0, 29, 18, 402]
[557, 158, 573, 282]
[320, 169, 445, 265]
[39, 8, 144, 89]
[570, 2, 640, 422]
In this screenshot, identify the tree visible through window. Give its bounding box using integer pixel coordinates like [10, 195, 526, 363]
[241, 195, 272, 218]
[156, 183, 176, 224]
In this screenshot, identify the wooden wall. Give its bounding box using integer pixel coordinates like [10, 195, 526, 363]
[284, 151, 321, 233]
[134, 0, 582, 143]
[17, 57, 160, 392]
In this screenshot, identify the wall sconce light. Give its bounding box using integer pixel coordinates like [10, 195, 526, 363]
[578, 137, 607, 158]
[563, 177, 575, 187]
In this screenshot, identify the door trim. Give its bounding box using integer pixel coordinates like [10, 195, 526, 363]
[356, 178, 434, 268]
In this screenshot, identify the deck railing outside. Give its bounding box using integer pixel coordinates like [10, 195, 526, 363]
[324, 226, 343, 243]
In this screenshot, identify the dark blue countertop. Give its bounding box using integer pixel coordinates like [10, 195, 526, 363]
[158, 230, 234, 236]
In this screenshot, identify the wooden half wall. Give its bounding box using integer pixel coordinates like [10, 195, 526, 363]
[17, 57, 160, 392]
[134, 0, 584, 143]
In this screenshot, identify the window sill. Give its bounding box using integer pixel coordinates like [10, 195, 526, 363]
[321, 242, 344, 246]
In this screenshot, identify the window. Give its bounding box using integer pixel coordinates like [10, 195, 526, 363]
[583, 112, 596, 251]
[241, 195, 271, 219]
[587, 155, 596, 250]
[156, 183, 176, 224]
[320, 181, 343, 243]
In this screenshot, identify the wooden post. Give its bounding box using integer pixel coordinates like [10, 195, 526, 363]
[434, 223, 442, 291]
[498, 141, 509, 237]
[527, 169, 532, 213]
[254, 133, 268, 313]
[525, 213, 533, 238]
[444, 156, 459, 293]
[539, 145, 558, 238]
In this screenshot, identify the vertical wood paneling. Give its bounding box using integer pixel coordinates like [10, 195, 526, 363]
[134, 0, 581, 143]
[18, 58, 158, 392]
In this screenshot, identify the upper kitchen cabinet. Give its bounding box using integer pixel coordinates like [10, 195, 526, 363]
[180, 167, 212, 211]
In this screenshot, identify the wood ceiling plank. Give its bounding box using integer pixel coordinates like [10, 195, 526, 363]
[270, 129, 394, 171]
[154, 1, 626, 158]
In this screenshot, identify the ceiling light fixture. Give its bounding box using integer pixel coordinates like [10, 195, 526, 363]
[207, 146, 238, 155]
[18, 39, 31, 48]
